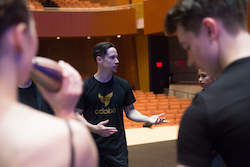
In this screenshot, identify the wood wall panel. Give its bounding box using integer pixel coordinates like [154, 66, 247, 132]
[33, 8, 137, 37]
[132, 0, 143, 3]
[118, 0, 130, 5]
[38, 35, 139, 89]
[144, 0, 177, 34]
[135, 35, 149, 92]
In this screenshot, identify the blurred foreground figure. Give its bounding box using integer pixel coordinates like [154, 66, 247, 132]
[0, 0, 98, 167]
[18, 79, 54, 115]
[197, 69, 224, 167]
[165, 0, 250, 166]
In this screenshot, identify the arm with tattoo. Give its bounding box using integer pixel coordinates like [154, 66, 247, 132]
[124, 104, 168, 124]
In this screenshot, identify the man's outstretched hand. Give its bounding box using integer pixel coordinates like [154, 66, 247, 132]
[93, 119, 118, 137]
[147, 113, 169, 125]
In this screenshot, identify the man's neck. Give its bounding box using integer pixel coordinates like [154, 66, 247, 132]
[0, 56, 18, 107]
[220, 30, 250, 69]
[94, 70, 112, 83]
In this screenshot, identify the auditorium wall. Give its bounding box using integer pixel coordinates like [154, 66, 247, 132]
[135, 35, 149, 92]
[167, 36, 198, 84]
[38, 35, 139, 90]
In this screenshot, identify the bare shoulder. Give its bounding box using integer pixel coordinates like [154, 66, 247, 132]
[0, 103, 98, 167]
[67, 120, 98, 167]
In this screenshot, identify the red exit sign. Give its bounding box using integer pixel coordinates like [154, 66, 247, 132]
[156, 62, 163, 67]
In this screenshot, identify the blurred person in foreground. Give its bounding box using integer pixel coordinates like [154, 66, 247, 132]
[165, 0, 250, 166]
[0, 0, 98, 166]
[18, 78, 54, 115]
[198, 69, 224, 167]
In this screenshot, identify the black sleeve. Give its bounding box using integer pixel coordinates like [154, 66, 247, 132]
[123, 81, 136, 107]
[178, 95, 213, 167]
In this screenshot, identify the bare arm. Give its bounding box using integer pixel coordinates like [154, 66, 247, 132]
[124, 104, 149, 122]
[124, 104, 168, 124]
[75, 108, 118, 137]
[70, 120, 98, 167]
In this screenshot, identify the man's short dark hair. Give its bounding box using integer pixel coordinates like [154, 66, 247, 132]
[164, 0, 249, 36]
[0, 0, 30, 39]
[93, 42, 115, 63]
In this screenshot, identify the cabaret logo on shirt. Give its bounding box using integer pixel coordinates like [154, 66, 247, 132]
[95, 92, 116, 115]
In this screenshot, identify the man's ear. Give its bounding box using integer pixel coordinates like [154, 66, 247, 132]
[96, 56, 102, 64]
[202, 17, 219, 41]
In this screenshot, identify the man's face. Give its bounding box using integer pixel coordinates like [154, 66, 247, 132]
[102, 47, 119, 73]
[176, 23, 220, 77]
[197, 69, 214, 88]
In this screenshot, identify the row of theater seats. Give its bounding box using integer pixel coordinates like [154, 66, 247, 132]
[28, 0, 44, 10]
[28, 0, 109, 9]
[56, 0, 109, 8]
[123, 90, 192, 129]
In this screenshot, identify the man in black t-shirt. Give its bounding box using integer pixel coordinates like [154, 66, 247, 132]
[18, 79, 54, 115]
[197, 69, 224, 167]
[76, 42, 167, 167]
[165, 0, 250, 166]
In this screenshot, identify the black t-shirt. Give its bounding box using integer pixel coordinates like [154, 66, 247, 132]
[178, 57, 250, 167]
[18, 82, 54, 115]
[76, 75, 135, 154]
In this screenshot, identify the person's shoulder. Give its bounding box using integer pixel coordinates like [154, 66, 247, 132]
[113, 75, 126, 81]
[0, 103, 98, 167]
[112, 75, 131, 90]
[66, 120, 98, 167]
[84, 75, 94, 82]
[38, 116, 98, 167]
[83, 75, 95, 85]
[113, 75, 129, 84]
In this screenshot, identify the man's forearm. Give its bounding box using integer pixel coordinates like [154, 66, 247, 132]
[126, 109, 149, 122]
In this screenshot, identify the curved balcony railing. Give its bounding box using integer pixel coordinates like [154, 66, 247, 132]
[43, 4, 134, 12]
[164, 88, 197, 100]
[28, 0, 143, 12]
